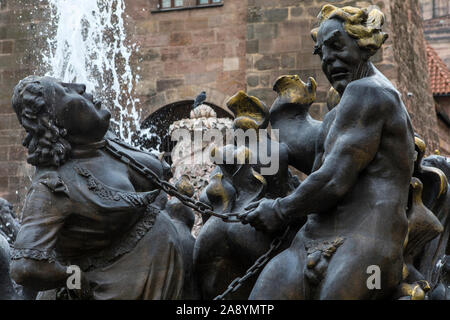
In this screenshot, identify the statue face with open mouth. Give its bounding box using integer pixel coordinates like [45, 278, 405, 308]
[11, 76, 112, 167]
[315, 18, 370, 95]
[311, 5, 388, 95]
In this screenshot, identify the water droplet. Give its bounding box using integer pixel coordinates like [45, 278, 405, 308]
[42, 0, 158, 151]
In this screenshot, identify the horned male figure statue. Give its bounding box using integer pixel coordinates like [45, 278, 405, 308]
[241, 5, 416, 299]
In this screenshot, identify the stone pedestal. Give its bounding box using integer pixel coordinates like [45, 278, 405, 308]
[169, 104, 232, 236]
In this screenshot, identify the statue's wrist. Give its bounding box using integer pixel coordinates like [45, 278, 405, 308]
[273, 198, 290, 224]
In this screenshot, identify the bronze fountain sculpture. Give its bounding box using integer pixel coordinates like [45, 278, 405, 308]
[8, 76, 191, 299]
[195, 4, 449, 300]
[2, 4, 449, 300]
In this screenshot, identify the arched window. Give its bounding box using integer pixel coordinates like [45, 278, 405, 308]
[140, 100, 232, 164]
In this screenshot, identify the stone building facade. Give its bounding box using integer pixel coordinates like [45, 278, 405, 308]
[420, 0, 450, 67]
[0, 0, 447, 208]
[0, 0, 48, 206]
[420, 0, 450, 156]
[133, 0, 248, 118]
[427, 44, 450, 155]
[129, 0, 441, 154]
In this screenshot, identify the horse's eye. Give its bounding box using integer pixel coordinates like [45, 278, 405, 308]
[313, 46, 322, 56]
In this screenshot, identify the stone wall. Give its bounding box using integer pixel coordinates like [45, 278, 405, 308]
[423, 16, 450, 68]
[419, 0, 450, 156]
[245, 0, 439, 152]
[127, 0, 248, 118]
[245, 0, 387, 120]
[420, 0, 450, 68]
[0, 0, 48, 206]
[389, 0, 440, 152]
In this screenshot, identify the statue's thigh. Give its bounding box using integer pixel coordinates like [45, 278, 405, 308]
[249, 247, 307, 300]
[319, 239, 403, 300]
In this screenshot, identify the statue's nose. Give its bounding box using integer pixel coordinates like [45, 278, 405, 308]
[64, 83, 86, 94]
[322, 48, 335, 64]
[73, 83, 86, 94]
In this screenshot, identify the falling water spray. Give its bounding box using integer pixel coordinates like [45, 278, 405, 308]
[42, 0, 156, 148]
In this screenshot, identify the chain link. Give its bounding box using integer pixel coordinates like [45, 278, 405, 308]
[103, 139, 289, 299]
[213, 226, 291, 300]
[104, 139, 242, 223]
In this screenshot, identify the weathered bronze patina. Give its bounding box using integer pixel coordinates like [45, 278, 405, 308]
[242, 4, 422, 299]
[5, 4, 450, 300]
[194, 4, 449, 300]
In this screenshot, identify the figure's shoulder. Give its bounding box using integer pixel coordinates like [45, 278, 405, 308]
[343, 75, 400, 115]
[346, 73, 399, 105]
[31, 169, 70, 197]
[22, 169, 70, 218]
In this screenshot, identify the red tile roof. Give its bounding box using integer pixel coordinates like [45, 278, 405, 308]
[427, 44, 450, 96]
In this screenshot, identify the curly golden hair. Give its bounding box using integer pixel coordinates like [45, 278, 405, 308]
[311, 5, 388, 56]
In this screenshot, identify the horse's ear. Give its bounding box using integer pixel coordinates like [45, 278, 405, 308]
[413, 136, 448, 210]
[418, 165, 447, 211]
[227, 91, 269, 131]
[311, 28, 318, 42]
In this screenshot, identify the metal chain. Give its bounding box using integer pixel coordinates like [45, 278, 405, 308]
[103, 139, 290, 299]
[213, 226, 291, 300]
[104, 139, 242, 223]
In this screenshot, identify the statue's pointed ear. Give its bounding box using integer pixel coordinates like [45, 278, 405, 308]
[413, 136, 448, 210]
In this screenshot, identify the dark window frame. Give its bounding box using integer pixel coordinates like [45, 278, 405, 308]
[197, 0, 223, 5]
[153, 0, 223, 13]
[159, 0, 184, 9]
[432, 0, 450, 19]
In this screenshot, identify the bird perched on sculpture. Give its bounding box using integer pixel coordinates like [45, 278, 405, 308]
[193, 91, 207, 109]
